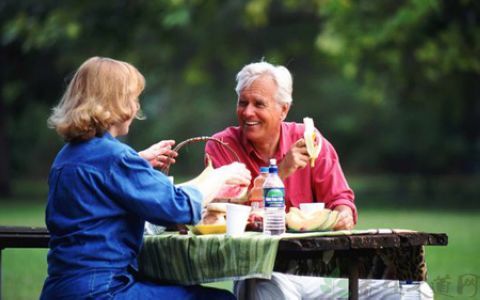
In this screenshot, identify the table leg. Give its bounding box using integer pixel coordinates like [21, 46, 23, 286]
[1, 249, 3, 300]
[244, 278, 257, 300]
[348, 256, 359, 300]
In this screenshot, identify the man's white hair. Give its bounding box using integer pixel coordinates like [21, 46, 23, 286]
[235, 61, 293, 105]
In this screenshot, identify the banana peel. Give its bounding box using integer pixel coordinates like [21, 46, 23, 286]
[286, 207, 339, 231]
[317, 210, 339, 230]
[303, 117, 322, 167]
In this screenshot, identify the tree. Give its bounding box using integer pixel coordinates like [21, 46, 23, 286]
[1, 0, 479, 197]
[315, 0, 480, 173]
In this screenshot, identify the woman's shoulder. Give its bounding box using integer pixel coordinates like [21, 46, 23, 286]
[53, 134, 138, 170]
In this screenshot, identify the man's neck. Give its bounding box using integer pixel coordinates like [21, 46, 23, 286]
[251, 132, 281, 162]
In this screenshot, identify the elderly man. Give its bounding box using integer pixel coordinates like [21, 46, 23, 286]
[205, 61, 357, 299]
[206, 61, 356, 226]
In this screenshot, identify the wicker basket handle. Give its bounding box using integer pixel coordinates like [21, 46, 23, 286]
[160, 136, 240, 175]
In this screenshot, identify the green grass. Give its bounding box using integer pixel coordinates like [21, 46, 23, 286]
[1, 201, 479, 299]
[356, 209, 480, 299]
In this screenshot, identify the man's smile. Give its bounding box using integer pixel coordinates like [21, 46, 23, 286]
[244, 121, 261, 127]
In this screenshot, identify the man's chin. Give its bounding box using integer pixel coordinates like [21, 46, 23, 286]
[242, 130, 263, 143]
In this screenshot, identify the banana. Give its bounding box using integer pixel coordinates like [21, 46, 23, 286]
[286, 207, 332, 231]
[313, 209, 332, 230]
[303, 117, 322, 167]
[286, 210, 308, 231]
[289, 207, 304, 218]
[310, 209, 330, 224]
[318, 210, 339, 230]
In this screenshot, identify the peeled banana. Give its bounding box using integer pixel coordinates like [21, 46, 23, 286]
[303, 117, 322, 167]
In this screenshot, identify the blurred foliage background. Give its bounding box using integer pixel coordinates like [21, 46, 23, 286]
[1, 1, 479, 299]
[0, 0, 479, 208]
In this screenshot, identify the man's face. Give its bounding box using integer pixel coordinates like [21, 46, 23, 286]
[236, 75, 289, 144]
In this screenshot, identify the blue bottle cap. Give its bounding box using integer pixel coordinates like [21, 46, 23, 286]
[268, 165, 278, 173]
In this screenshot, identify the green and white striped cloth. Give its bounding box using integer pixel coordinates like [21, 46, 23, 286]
[138, 232, 281, 285]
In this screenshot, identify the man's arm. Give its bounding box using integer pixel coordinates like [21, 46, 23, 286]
[312, 137, 357, 228]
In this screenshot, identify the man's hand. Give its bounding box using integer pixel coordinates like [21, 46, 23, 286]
[333, 205, 355, 230]
[138, 140, 178, 168]
[278, 138, 310, 179]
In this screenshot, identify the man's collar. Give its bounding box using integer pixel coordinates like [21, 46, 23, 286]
[239, 123, 288, 163]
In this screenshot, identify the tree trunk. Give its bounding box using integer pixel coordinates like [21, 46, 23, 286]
[462, 73, 480, 173]
[0, 74, 11, 196]
[0, 45, 11, 196]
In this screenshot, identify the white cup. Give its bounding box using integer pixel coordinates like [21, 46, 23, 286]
[226, 203, 251, 236]
[299, 202, 325, 213]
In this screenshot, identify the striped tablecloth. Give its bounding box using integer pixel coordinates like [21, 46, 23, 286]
[138, 232, 281, 285]
[138, 229, 407, 285]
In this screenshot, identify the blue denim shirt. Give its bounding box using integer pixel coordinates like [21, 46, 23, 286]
[41, 133, 202, 298]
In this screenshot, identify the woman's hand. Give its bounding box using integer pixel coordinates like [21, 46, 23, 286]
[138, 140, 178, 168]
[214, 162, 252, 186]
[333, 205, 355, 230]
[181, 162, 251, 206]
[278, 138, 310, 179]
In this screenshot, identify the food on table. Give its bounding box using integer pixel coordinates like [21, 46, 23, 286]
[214, 184, 248, 202]
[246, 210, 264, 232]
[191, 223, 226, 235]
[201, 203, 227, 225]
[303, 117, 322, 167]
[286, 207, 339, 232]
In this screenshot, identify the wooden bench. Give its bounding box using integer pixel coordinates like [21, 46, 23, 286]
[0, 226, 49, 300]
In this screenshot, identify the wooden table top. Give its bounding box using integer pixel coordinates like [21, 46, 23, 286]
[0, 226, 447, 251]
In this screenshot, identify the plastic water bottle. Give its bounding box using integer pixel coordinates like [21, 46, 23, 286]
[249, 166, 269, 211]
[263, 159, 286, 235]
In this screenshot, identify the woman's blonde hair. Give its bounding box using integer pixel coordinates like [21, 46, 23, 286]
[48, 57, 145, 141]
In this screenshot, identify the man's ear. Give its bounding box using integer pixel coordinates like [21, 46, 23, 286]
[280, 103, 290, 121]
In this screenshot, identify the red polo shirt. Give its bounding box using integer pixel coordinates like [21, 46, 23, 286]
[205, 122, 357, 223]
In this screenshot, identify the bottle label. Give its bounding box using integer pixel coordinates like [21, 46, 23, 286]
[264, 188, 285, 208]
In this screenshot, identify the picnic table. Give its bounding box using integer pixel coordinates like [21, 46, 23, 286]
[0, 226, 448, 300]
[139, 229, 447, 299]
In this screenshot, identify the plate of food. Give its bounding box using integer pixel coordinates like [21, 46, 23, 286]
[191, 202, 227, 235]
[190, 223, 226, 235]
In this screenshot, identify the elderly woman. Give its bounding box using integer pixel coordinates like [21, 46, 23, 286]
[40, 57, 250, 299]
[205, 61, 357, 299]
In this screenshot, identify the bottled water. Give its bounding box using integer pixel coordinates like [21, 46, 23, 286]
[249, 166, 269, 211]
[263, 159, 286, 235]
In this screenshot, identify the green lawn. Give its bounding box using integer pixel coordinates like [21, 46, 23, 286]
[1, 201, 478, 299]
